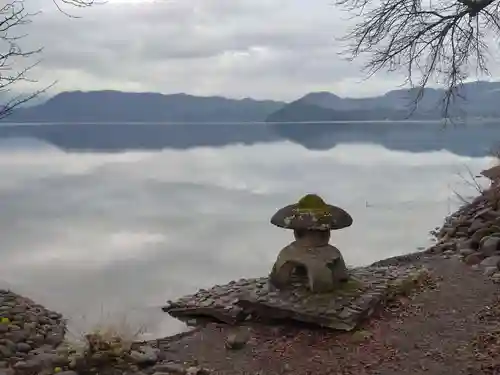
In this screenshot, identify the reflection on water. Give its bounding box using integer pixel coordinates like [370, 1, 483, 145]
[0, 121, 498, 156]
[0, 123, 496, 338]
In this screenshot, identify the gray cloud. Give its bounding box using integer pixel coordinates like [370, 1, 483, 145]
[7, 0, 433, 100]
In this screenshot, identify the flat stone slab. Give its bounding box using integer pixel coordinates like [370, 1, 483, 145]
[163, 279, 253, 325]
[162, 264, 430, 331]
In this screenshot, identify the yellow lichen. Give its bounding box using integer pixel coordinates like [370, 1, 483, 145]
[335, 278, 365, 295]
[311, 278, 365, 300]
[295, 194, 330, 215]
[351, 329, 373, 342]
[297, 194, 326, 209]
[387, 268, 433, 299]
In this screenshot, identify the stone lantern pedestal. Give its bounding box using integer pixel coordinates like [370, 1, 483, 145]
[269, 194, 353, 293]
[163, 193, 429, 331]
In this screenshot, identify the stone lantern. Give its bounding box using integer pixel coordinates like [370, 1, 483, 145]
[269, 194, 353, 293]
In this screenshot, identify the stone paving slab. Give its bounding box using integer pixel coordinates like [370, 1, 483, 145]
[162, 264, 430, 331]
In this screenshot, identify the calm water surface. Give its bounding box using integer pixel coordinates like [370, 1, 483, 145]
[0, 121, 496, 339]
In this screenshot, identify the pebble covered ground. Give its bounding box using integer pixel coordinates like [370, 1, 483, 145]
[151, 184, 500, 374]
[0, 290, 67, 374]
[155, 254, 500, 375]
[0, 290, 210, 375]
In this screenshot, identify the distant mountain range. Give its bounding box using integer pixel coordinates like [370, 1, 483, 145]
[1, 90, 285, 123]
[3, 81, 500, 123]
[266, 81, 500, 122]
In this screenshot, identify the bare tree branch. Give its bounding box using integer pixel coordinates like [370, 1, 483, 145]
[335, 0, 500, 118]
[0, 0, 98, 119]
[52, 0, 101, 18]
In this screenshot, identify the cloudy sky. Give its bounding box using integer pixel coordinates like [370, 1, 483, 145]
[5, 0, 493, 101]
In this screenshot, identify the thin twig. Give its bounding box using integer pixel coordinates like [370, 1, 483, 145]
[335, 0, 500, 118]
[0, 0, 97, 118]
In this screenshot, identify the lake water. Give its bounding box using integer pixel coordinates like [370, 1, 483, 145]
[0, 121, 497, 340]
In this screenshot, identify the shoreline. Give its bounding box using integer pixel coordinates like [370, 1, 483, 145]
[148, 181, 500, 374]
[3, 183, 500, 374]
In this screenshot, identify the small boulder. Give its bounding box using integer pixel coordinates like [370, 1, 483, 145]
[471, 228, 494, 243]
[12, 359, 42, 372]
[425, 245, 443, 254]
[33, 352, 69, 367]
[57, 371, 78, 375]
[186, 366, 210, 375]
[44, 332, 64, 347]
[225, 328, 250, 350]
[130, 345, 159, 365]
[0, 345, 12, 359]
[473, 207, 497, 220]
[480, 236, 500, 256]
[443, 250, 455, 257]
[468, 220, 486, 233]
[441, 242, 456, 251]
[491, 273, 500, 283]
[351, 330, 373, 343]
[458, 248, 475, 257]
[15, 342, 31, 353]
[464, 253, 485, 265]
[457, 239, 479, 251]
[484, 267, 498, 277]
[153, 362, 186, 374]
[480, 256, 500, 268]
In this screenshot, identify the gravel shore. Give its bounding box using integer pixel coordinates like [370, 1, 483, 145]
[4, 184, 500, 375]
[0, 290, 67, 372]
[150, 185, 500, 374]
[154, 254, 500, 375]
[0, 290, 185, 375]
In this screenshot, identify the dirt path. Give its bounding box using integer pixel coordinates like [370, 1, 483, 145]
[153, 254, 500, 375]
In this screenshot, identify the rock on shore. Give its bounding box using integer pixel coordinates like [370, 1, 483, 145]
[0, 289, 210, 375]
[163, 263, 433, 332]
[0, 289, 66, 373]
[4, 184, 500, 375]
[428, 186, 500, 281]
